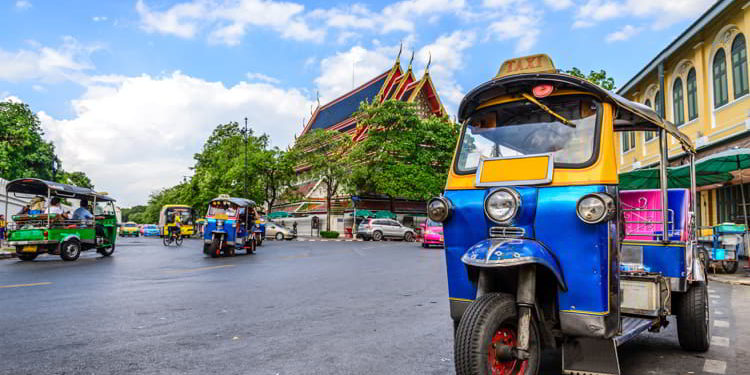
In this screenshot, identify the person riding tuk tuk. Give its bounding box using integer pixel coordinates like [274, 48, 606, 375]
[203, 195, 257, 257]
[4, 178, 117, 261]
[427, 54, 708, 375]
[158, 205, 196, 238]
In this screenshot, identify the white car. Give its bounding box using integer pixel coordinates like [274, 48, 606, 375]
[266, 222, 296, 240]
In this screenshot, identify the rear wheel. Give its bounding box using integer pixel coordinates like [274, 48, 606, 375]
[276, 232, 284, 240]
[175, 235, 183, 247]
[60, 240, 81, 261]
[163, 235, 171, 246]
[372, 231, 383, 241]
[721, 261, 738, 274]
[455, 293, 540, 375]
[17, 253, 38, 261]
[676, 281, 711, 352]
[208, 239, 220, 258]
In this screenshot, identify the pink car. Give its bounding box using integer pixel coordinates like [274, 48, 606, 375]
[421, 219, 444, 248]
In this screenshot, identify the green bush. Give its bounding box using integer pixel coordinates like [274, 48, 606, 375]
[320, 231, 340, 239]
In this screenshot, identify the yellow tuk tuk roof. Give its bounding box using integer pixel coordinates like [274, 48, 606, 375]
[458, 61, 694, 153]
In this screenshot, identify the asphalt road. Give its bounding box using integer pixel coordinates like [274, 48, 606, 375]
[0, 237, 748, 375]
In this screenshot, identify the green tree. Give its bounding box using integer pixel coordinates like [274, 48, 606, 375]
[289, 129, 352, 231]
[566, 67, 616, 90]
[59, 171, 94, 189]
[349, 100, 459, 200]
[121, 205, 147, 223]
[254, 147, 296, 210]
[0, 101, 59, 180]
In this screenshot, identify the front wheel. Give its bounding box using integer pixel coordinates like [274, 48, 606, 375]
[175, 235, 183, 247]
[404, 232, 414, 242]
[163, 236, 171, 246]
[99, 243, 115, 257]
[372, 231, 383, 241]
[722, 261, 738, 274]
[676, 281, 711, 352]
[455, 293, 540, 375]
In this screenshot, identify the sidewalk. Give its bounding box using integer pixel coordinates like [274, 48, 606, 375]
[708, 271, 750, 286]
[294, 236, 363, 242]
[0, 246, 16, 260]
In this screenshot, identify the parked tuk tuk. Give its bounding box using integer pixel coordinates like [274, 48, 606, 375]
[428, 54, 708, 375]
[158, 205, 196, 238]
[4, 178, 117, 261]
[699, 223, 745, 273]
[203, 195, 258, 257]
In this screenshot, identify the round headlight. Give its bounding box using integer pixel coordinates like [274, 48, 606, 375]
[484, 188, 520, 224]
[576, 193, 615, 224]
[427, 197, 452, 222]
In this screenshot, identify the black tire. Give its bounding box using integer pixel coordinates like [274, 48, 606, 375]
[17, 253, 38, 261]
[404, 232, 414, 242]
[372, 231, 383, 241]
[256, 236, 263, 246]
[455, 293, 541, 375]
[208, 239, 220, 258]
[163, 236, 171, 246]
[422, 242, 428, 248]
[722, 261, 739, 274]
[676, 281, 711, 352]
[60, 239, 81, 261]
[99, 243, 115, 257]
[175, 235, 183, 247]
[276, 232, 284, 240]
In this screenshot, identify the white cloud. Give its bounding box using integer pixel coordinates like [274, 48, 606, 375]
[39, 72, 313, 206]
[92, 16, 108, 22]
[0, 36, 100, 83]
[31, 84, 46, 92]
[2, 95, 23, 104]
[314, 45, 396, 102]
[15, 0, 31, 10]
[136, 0, 325, 45]
[487, 10, 541, 53]
[574, 0, 715, 30]
[417, 30, 476, 112]
[246, 72, 280, 84]
[606, 24, 641, 42]
[543, 0, 573, 10]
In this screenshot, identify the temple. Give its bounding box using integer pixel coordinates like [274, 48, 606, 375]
[271, 50, 446, 233]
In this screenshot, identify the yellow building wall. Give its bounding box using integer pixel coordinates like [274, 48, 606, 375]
[617, 3, 750, 228]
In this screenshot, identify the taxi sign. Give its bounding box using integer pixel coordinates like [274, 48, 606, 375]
[495, 54, 556, 79]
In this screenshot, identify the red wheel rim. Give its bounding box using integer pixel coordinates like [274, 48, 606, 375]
[488, 327, 528, 375]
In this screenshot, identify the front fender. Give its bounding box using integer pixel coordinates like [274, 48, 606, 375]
[461, 238, 567, 291]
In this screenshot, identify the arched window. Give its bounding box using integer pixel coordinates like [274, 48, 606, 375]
[732, 34, 749, 98]
[673, 78, 685, 126]
[644, 99, 655, 141]
[687, 68, 698, 121]
[714, 49, 729, 108]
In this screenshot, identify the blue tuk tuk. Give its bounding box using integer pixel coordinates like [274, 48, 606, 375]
[428, 54, 709, 375]
[203, 195, 257, 257]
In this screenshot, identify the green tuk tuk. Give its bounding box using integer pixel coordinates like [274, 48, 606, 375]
[4, 178, 117, 261]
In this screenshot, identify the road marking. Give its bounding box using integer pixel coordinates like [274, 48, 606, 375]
[713, 320, 729, 328]
[703, 359, 726, 374]
[163, 265, 235, 274]
[0, 282, 52, 289]
[714, 309, 725, 315]
[709, 294, 720, 299]
[711, 336, 729, 347]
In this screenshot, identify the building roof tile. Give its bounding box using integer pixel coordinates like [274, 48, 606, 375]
[308, 74, 388, 131]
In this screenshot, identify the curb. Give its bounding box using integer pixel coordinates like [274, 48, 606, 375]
[0, 252, 17, 260]
[295, 238, 363, 242]
[708, 274, 750, 286]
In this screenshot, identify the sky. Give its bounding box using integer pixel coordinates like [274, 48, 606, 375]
[0, 0, 718, 207]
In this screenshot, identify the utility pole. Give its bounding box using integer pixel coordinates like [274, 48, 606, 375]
[244, 117, 248, 197]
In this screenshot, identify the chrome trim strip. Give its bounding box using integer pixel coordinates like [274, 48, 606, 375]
[489, 226, 525, 238]
[8, 240, 57, 245]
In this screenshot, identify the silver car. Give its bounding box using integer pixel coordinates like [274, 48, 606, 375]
[266, 222, 296, 240]
[357, 219, 415, 242]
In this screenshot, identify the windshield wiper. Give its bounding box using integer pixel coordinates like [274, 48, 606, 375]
[521, 93, 576, 128]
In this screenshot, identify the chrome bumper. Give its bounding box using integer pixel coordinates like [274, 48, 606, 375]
[8, 240, 58, 246]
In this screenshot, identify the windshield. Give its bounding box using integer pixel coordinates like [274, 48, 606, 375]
[456, 95, 600, 174]
[167, 207, 194, 223]
[426, 219, 443, 228]
[207, 201, 238, 218]
[124, 223, 137, 227]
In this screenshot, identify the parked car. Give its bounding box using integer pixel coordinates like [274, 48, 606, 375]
[421, 219, 444, 248]
[142, 224, 160, 237]
[357, 218, 415, 242]
[266, 222, 296, 240]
